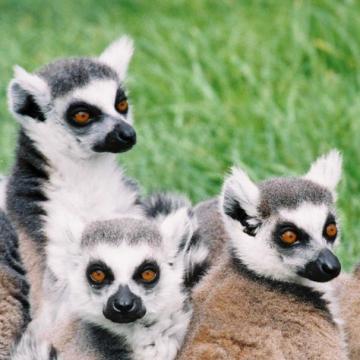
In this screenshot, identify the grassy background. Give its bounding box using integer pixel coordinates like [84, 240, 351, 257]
[0, 0, 360, 269]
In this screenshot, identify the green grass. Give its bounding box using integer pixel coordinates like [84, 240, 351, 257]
[1, 0, 360, 269]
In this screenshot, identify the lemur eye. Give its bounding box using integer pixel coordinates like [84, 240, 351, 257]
[89, 270, 106, 284]
[325, 223, 337, 239]
[73, 111, 91, 125]
[280, 230, 298, 245]
[116, 99, 129, 114]
[135, 261, 160, 286]
[140, 269, 157, 283]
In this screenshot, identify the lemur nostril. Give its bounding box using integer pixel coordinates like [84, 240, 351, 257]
[113, 298, 135, 313]
[117, 128, 136, 143]
[322, 262, 340, 275]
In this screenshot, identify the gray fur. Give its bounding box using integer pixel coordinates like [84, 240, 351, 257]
[81, 218, 162, 249]
[37, 58, 118, 98]
[79, 321, 131, 360]
[258, 177, 333, 218]
[143, 192, 191, 219]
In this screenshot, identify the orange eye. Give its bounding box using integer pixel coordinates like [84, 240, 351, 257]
[116, 99, 129, 113]
[326, 224, 337, 238]
[89, 270, 106, 284]
[73, 111, 90, 124]
[140, 269, 157, 283]
[281, 230, 298, 245]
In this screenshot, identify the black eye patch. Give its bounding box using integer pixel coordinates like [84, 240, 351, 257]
[323, 214, 338, 242]
[115, 88, 127, 103]
[133, 259, 160, 288]
[86, 260, 114, 289]
[65, 101, 102, 127]
[273, 222, 310, 248]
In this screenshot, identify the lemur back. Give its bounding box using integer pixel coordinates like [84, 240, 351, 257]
[178, 151, 347, 360]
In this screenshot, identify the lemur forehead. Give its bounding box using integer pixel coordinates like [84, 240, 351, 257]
[258, 177, 332, 218]
[81, 218, 162, 248]
[36, 58, 119, 98]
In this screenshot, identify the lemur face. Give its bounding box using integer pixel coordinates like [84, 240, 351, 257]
[83, 243, 164, 324]
[68, 213, 203, 331]
[222, 150, 343, 284]
[7, 36, 136, 157]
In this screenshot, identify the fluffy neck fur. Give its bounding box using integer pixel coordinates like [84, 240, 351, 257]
[8, 128, 142, 279]
[90, 305, 191, 360]
[227, 228, 346, 342]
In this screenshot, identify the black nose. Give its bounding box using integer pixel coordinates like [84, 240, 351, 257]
[113, 288, 136, 313]
[116, 123, 136, 145]
[298, 248, 341, 282]
[103, 285, 146, 324]
[93, 121, 136, 154]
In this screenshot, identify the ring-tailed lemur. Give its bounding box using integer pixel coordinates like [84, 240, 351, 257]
[178, 150, 348, 360]
[5, 36, 143, 316]
[13, 200, 209, 360]
[0, 209, 30, 360]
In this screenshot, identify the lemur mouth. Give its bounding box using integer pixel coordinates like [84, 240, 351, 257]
[298, 248, 341, 282]
[103, 305, 146, 324]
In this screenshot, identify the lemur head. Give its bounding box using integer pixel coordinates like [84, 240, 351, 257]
[68, 211, 207, 330]
[8, 36, 136, 158]
[221, 150, 342, 285]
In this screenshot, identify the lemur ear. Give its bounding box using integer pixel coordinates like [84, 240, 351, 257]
[159, 207, 209, 288]
[304, 149, 342, 194]
[99, 35, 134, 80]
[8, 65, 50, 122]
[221, 166, 261, 235]
[159, 207, 197, 258]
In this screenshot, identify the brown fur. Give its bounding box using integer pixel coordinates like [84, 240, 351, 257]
[178, 255, 345, 360]
[51, 319, 100, 360]
[338, 268, 360, 359]
[17, 230, 44, 316]
[0, 265, 27, 360]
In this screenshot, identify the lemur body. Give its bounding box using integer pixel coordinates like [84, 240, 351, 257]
[5, 37, 142, 314]
[178, 151, 347, 360]
[0, 209, 29, 359]
[14, 198, 209, 360]
[337, 267, 360, 359]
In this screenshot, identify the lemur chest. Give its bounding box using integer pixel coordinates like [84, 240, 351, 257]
[42, 165, 141, 277]
[129, 312, 191, 360]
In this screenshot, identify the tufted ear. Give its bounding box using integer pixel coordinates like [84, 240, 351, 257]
[8, 65, 51, 122]
[158, 206, 209, 288]
[221, 166, 261, 236]
[304, 150, 342, 195]
[99, 35, 134, 80]
[159, 207, 196, 258]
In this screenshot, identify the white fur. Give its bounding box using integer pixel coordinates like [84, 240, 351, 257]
[66, 227, 194, 360]
[11, 320, 58, 360]
[8, 66, 51, 123]
[222, 166, 260, 218]
[159, 207, 197, 259]
[99, 35, 134, 80]
[304, 149, 342, 195]
[0, 175, 7, 210]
